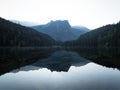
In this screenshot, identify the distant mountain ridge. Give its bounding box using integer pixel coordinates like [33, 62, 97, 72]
[32, 20, 89, 41]
[11, 20, 39, 26]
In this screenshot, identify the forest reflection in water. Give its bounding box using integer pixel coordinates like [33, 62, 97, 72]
[0, 47, 120, 75]
[0, 47, 120, 90]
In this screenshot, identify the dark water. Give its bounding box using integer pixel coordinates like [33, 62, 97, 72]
[0, 48, 120, 90]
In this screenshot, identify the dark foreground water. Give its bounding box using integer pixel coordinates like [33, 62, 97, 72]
[0, 49, 120, 90]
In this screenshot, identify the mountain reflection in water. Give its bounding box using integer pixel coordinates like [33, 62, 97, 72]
[13, 50, 90, 72]
[0, 48, 120, 90]
[0, 63, 120, 90]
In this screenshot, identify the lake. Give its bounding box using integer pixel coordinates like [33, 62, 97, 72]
[0, 48, 120, 90]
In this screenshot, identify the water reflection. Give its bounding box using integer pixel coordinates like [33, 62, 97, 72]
[13, 50, 89, 72]
[0, 47, 56, 75]
[68, 48, 120, 69]
[0, 48, 120, 90]
[0, 63, 120, 90]
[0, 47, 120, 75]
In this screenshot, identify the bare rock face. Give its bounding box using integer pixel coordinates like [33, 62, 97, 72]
[32, 20, 89, 42]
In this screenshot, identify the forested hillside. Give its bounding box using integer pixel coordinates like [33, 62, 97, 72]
[64, 22, 120, 55]
[0, 17, 55, 47]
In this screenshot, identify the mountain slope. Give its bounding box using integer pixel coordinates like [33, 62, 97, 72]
[0, 17, 55, 46]
[76, 22, 120, 49]
[64, 22, 120, 56]
[71, 26, 89, 37]
[32, 20, 89, 41]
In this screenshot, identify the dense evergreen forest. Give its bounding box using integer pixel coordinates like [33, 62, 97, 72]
[64, 22, 120, 55]
[0, 17, 120, 71]
[0, 17, 120, 54]
[0, 17, 55, 47]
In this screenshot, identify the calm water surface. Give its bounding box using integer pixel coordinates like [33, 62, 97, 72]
[0, 50, 120, 90]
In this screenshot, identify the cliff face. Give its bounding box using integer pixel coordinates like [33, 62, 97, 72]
[32, 20, 89, 42]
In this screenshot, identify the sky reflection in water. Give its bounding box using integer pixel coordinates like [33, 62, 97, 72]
[0, 62, 120, 90]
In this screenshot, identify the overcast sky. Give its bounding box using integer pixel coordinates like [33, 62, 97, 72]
[0, 0, 120, 29]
